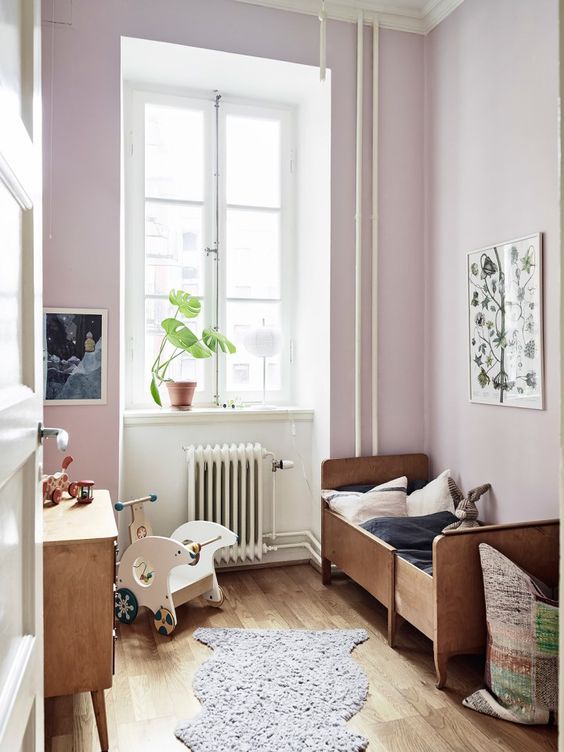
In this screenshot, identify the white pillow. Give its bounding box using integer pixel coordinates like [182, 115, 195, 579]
[406, 469, 453, 516]
[322, 476, 408, 525]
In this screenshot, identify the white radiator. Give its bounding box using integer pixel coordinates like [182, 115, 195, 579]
[184, 443, 266, 564]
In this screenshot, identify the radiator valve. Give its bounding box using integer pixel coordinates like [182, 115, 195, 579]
[272, 459, 294, 472]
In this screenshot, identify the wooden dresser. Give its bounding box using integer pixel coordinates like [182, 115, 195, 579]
[44, 490, 118, 752]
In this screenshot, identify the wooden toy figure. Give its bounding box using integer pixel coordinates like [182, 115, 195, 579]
[43, 456, 79, 504]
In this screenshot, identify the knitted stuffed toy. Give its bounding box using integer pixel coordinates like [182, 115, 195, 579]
[442, 477, 491, 532]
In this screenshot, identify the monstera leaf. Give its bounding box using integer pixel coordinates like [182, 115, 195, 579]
[188, 341, 214, 359]
[161, 319, 220, 359]
[168, 289, 201, 318]
[202, 327, 236, 354]
[150, 374, 162, 406]
[161, 318, 200, 350]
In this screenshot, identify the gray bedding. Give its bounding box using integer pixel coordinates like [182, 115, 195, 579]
[360, 511, 458, 575]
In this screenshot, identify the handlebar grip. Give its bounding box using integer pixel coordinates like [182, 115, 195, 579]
[114, 493, 158, 512]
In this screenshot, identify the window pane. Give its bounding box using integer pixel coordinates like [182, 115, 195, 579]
[145, 104, 204, 201]
[145, 298, 206, 390]
[226, 301, 281, 393]
[226, 209, 280, 299]
[145, 201, 204, 297]
[226, 115, 280, 208]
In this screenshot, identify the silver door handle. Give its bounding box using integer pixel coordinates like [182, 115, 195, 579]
[39, 424, 69, 452]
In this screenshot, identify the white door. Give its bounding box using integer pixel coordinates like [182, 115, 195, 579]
[0, 1, 44, 750]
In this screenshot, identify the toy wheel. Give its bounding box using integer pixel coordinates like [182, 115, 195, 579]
[206, 587, 225, 608]
[67, 482, 79, 498]
[154, 606, 176, 635]
[51, 488, 63, 504]
[115, 588, 138, 624]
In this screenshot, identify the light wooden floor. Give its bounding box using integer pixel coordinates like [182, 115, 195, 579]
[45, 564, 557, 752]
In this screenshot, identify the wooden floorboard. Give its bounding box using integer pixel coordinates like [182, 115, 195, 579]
[44, 564, 558, 752]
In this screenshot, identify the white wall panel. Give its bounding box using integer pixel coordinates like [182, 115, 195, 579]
[121, 415, 317, 561]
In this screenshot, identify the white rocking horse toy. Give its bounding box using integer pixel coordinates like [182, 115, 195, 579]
[114, 494, 237, 635]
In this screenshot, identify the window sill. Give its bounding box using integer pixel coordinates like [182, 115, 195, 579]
[123, 406, 315, 426]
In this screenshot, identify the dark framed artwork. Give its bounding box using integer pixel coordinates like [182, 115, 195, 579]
[44, 308, 108, 404]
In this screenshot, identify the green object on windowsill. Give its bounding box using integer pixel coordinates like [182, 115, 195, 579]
[150, 289, 236, 407]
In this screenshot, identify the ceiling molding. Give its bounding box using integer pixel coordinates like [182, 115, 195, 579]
[232, 0, 464, 34]
[421, 0, 464, 33]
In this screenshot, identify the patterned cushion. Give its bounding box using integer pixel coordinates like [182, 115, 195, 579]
[463, 544, 558, 725]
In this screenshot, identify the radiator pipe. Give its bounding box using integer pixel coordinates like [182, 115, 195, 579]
[263, 529, 321, 551]
[264, 541, 321, 566]
[272, 471, 277, 541]
[266, 456, 294, 543]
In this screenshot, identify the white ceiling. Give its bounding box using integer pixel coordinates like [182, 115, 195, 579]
[232, 0, 465, 34]
[122, 36, 329, 104]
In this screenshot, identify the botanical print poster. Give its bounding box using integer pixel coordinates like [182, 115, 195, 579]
[44, 309, 107, 404]
[467, 234, 543, 409]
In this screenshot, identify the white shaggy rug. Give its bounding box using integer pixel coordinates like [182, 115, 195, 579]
[175, 627, 369, 752]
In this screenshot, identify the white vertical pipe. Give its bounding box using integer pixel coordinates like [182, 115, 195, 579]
[355, 11, 364, 458]
[371, 20, 380, 455]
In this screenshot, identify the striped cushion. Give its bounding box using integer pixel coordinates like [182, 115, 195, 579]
[321, 476, 408, 525]
[463, 544, 558, 725]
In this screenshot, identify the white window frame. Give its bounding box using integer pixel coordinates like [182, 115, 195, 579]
[124, 86, 295, 408]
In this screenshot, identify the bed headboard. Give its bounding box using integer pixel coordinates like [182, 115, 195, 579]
[321, 453, 429, 490]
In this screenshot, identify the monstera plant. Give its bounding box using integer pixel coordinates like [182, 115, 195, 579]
[150, 289, 235, 408]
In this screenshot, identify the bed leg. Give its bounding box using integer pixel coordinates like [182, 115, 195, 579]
[387, 556, 398, 647]
[321, 557, 332, 585]
[387, 609, 394, 647]
[434, 647, 449, 689]
[387, 609, 402, 647]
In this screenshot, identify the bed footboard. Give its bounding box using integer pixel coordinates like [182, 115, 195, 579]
[321, 453, 429, 645]
[432, 519, 559, 688]
[322, 508, 395, 609]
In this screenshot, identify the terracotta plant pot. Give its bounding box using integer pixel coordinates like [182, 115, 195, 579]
[165, 380, 197, 410]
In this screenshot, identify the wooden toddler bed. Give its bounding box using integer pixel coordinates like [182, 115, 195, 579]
[321, 453, 559, 688]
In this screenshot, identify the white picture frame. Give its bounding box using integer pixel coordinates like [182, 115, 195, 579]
[467, 233, 543, 409]
[44, 308, 108, 405]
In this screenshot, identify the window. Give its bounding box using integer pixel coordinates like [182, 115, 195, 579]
[125, 90, 294, 407]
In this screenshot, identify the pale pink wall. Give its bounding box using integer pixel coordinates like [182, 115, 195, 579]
[42, 0, 425, 491]
[377, 30, 425, 454]
[331, 26, 426, 457]
[424, 0, 559, 521]
[43, 0, 557, 521]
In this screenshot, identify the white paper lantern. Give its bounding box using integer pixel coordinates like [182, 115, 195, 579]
[244, 326, 282, 358]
